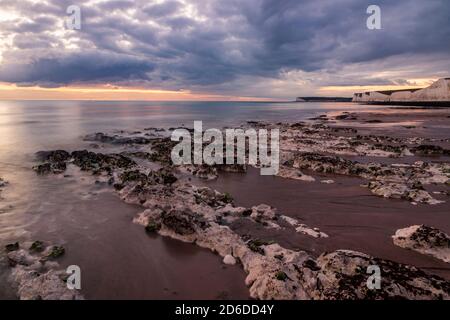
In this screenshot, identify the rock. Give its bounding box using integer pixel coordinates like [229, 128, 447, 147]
[144, 127, 165, 132]
[148, 168, 178, 185]
[33, 162, 67, 175]
[393, 225, 450, 263]
[280, 215, 328, 238]
[33, 163, 52, 174]
[6, 244, 83, 300]
[277, 167, 316, 181]
[250, 204, 277, 221]
[148, 138, 178, 163]
[247, 239, 267, 255]
[33, 149, 137, 176]
[71, 150, 135, 173]
[5, 242, 19, 252]
[336, 114, 357, 120]
[0, 178, 7, 188]
[248, 204, 280, 229]
[367, 181, 442, 205]
[253, 121, 450, 205]
[412, 145, 450, 156]
[125, 173, 450, 300]
[190, 165, 219, 180]
[274, 271, 288, 281]
[194, 187, 233, 208]
[298, 250, 450, 300]
[161, 208, 208, 236]
[33, 150, 71, 174]
[145, 222, 161, 233]
[35, 150, 71, 163]
[36, 124, 449, 300]
[47, 246, 65, 259]
[120, 170, 148, 184]
[293, 153, 362, 175]
[29, 241, 45, 253]
[223, 254, 236, 265]
[295, 224, 329, 238]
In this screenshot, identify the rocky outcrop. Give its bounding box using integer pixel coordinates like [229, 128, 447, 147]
[72, 150, 135, 173]
[0, 177, 7, 188]
[263, 117, 450, 204]
[118, 164, 448, 299]
[367, 181, 443, 205]
[35, 150, 71, 163]
[298, 250, 449, 299]
[411, 145, 450, 156]
[30, 126, 450, 300]
[33, 150, 71, 174]
[4, 242, 83, 300]
[287, 152, 448, 204]
[280, 215, 328, 238]
[36, 121, 449, 206]
[393, 225, 450, 263]
[33, 149, 136, 176]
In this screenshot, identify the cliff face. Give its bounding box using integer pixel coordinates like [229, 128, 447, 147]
[353, 78, 450, 103]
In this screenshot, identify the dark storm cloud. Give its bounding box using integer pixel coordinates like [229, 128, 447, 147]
[142, 0, 182, 18]
[0, 51, 155, 85]
[0, 0, 449, 97]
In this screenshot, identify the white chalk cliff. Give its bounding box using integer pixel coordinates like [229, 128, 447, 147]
[353, 78, 450, 103]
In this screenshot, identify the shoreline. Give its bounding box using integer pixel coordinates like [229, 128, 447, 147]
[1, 106, 450, 299]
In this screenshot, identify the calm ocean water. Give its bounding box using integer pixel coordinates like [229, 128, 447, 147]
[0, 100, 376, 165]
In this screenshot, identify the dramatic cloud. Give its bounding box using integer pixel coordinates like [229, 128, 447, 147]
[0, 0, 449, 98]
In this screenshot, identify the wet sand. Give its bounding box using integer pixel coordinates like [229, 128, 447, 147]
[201, 167, 450, 280]
[0, 168, 249, 300]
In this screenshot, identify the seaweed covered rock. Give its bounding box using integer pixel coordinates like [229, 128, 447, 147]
[33, 150, 71, 175]
[127, 173, 450, 300]
[161, 208, 209, 235]
[148, 167, 178, 185]
[194, 187, 233, 208]
[293, 152, 366, 175]
[35, 150, 71, 163]
[71, 150, 135, 173]
[148, 137, 178, 163]
[33, 149, 136, 175]
[393, 225, 450, 263]
[6, 242, 83, 300]
[33, 161, 67, 175]
[29, 241, 45, 253]
[249, 204, 281, 229]
[367, 181, 442, 205]
[412, 145, 450, 156]
[298, 250, 450, 300]
[187, 164, 219, 180]
[5, 242, 19, 252]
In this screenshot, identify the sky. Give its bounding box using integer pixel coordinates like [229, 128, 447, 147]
[0, 0, 449, 100]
